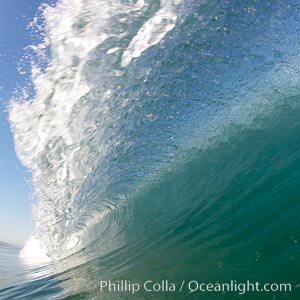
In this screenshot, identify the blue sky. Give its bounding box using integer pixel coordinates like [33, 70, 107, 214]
[0, 0, 50, 246]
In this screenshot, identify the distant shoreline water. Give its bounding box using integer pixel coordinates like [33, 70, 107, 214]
[0, 243, 12, 248]
[0, 241, 22, 249]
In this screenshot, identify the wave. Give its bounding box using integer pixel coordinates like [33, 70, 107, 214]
[7, 0, 300, 298]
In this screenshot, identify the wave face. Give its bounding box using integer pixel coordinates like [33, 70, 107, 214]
[7, 0, 300, 298]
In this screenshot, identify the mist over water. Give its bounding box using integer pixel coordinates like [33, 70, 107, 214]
[2, 0, 300, 299]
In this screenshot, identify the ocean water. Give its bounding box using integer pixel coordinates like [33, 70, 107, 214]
[1, 0, 300, 299]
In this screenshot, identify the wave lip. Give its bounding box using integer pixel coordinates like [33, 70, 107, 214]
[9, 0, 187, 260]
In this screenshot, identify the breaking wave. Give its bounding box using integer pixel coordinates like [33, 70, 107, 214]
[6, 0, 300, 298]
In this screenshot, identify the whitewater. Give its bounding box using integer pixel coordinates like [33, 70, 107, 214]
[1, 0, 300, 299]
